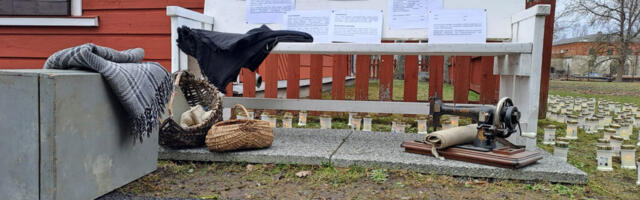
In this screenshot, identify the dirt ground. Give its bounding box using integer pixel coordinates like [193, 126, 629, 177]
[118, 161, 576, 199]
[114, 80, 640, 199]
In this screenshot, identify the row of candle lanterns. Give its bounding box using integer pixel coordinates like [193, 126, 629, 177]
[546, 127, 638, 172]
[235, 109, 462, 133]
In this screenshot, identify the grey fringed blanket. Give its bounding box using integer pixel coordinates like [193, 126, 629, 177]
[44, 43, 173, 141]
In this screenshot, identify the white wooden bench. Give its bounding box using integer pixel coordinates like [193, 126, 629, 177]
[166, 0, 550, 145]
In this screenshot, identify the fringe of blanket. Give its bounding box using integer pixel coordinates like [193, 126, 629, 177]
[130, 74, 174, 142]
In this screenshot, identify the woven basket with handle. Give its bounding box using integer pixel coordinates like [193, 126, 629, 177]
[159, 71, 223, 149]
[206, 104, 273, 152]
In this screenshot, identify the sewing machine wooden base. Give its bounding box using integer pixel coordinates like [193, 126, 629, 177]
[401, 141, 543, 169]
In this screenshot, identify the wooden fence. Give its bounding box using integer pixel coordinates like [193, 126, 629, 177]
[226, 53, 501, 105]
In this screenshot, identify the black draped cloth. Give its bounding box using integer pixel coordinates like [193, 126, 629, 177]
[176, 25, 313, 92]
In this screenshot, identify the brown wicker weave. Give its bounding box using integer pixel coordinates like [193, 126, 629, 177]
[206, 104, 273, 152]
[159, 71, 223, 149]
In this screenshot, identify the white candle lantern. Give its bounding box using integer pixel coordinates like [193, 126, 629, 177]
[558, 114, 566, 123]
[395, 122, 406, 133]
[610, 136, 624, 158]
[282, 112, 293, 128]
[587, 108, 595, 117]
[442, 119, 452, 130]
[268, 114, 277, 128]
[347, 112, 356, 126]
[449, 116, 460, 127]
[596, 115, 606, 131]
[585, 117, 598, 134]
[416, 116, 428, 134]
[298, 110, 308, 126]
[604, 115, 613, 126]
[610, 124, 622, 138]
[549, 110, 557, 122]
[351, 115, 362, 130]
[604, 128, 616, 140]
[391, 119, 399, 132]
[244, 109, 255, 119]
[620, 145, 636, 170]
[319, 114, 332, 129]
[573, 104, 581, 112]
[260, 112, 269, 121]
[236, 110, 247, 120]
[596, 139, 610, 150]
[554, 142, 569, 162]
[543, 125, 556, 145]
[362, 115, 373, 132]
[619, 122, 631, 140]
[596, 145, 613, 171]
[556, 136, 571, 144]
[578, 114, 586, 129]
[391, 119, 406, 133]
[609, 103, 616, 112]
[565, 120, 578, 140]
[599, 102, 607, 110]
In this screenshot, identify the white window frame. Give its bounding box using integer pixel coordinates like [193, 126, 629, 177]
[0, 0, 98, 27]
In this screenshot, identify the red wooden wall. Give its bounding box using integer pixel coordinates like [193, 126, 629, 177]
[0, 0, 207, 71]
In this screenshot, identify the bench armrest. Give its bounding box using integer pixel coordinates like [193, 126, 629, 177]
[167, 6, 214, 24]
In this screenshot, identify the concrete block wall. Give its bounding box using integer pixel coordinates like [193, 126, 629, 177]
[0, 69, 158, 200]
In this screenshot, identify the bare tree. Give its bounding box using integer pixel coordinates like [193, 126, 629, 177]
[566, 0, 640, 81]
[587, 33, 616, 76]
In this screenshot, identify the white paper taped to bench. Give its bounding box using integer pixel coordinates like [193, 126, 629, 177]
[204, 0, 524, 41]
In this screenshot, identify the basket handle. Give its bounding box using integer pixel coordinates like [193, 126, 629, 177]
[233, 104, 251, 118]
[167, 71, 184, 117]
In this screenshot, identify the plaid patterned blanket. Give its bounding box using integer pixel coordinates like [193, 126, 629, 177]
[44, 43, 173, 141]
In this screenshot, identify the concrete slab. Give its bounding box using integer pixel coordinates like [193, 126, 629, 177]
[159, 129, 587, 184]
[331, 131, 587, 184]
[160, 128, 351, 165]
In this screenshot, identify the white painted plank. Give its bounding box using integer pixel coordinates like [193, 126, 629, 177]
[166, 6, 214, 24]
[0, 17, 98, 27]
[271, 42, 532, 55]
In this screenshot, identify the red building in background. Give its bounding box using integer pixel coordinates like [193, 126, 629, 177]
[551, 34, 640, 78]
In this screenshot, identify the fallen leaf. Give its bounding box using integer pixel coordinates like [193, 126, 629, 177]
[465, 180, 488, 186]
[295, 170, 311, 178]
[246, 164, 254, 171]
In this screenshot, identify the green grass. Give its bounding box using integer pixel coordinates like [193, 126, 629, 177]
[123, 80, 640, 199]
[549, 80, 640, 105]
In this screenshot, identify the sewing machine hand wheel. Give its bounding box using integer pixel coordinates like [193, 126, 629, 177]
[494, 97, 521, 138]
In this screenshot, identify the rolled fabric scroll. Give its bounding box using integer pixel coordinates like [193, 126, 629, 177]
[425, 124, 477, 149]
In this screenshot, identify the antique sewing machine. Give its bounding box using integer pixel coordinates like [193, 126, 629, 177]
[429, 94, 522, 151]
[401, 94, 542, 169]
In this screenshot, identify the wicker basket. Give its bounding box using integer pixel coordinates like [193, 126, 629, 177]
[159, 71, 223, 149]
[206, 104, 273, 152]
